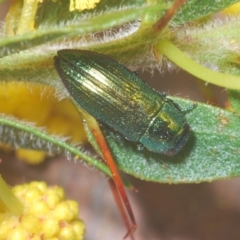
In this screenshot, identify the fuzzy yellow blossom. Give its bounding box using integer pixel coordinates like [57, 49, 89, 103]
[0, 181, 85, 240]
[0, 82, 87, 164]
[69, 0, 101, 11]
[222, 2, 240, 15]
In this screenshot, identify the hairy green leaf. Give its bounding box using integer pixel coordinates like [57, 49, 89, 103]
[173, 0, 239, 24]
[228, 90, 240, 115]
[1, 1, 240, 185]
[35, 0, 145, 26]
[0, 4, 160, 58]
[0, 114, 110, 176]
[103, 98, 240, 183]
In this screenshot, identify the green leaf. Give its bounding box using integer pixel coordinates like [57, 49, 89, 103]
[2, 97, 240, 184]
[173, 0, 240, 24]
[16, 0, 239, 29]
[1, 0, 240, 185]
[102, 98, 240, 183]
[35, 0, 145, 26]
[228, 90, 240, 115]
[0, 4, 160, 58]
[0, 114, 110, 176]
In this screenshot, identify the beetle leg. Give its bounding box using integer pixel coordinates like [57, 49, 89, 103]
[181, 103, 197, 114]
[137, 143, 145, 151]
[164, 97, 196, 114]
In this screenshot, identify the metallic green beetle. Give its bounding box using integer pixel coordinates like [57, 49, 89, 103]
[54, 50, 190, 156]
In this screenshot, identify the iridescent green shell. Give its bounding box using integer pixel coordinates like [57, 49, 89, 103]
[54, 50, 190, 155]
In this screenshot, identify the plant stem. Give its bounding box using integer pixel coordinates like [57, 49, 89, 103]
[0, 175, 23, 215]
[156, 40, 240, 90]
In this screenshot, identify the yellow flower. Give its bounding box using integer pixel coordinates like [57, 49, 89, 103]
[222, 2, 240, 15]
[0, 181, 85, 240]
[69, 0, 101, 11]
[0, 82, 87, 164]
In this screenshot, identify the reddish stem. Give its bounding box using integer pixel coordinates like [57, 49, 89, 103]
[84, 113, 136, 239]
[109, 179, 135, 240]
[153, 0, 187, 33]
